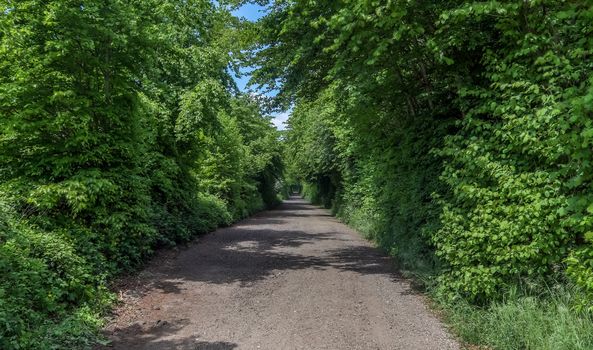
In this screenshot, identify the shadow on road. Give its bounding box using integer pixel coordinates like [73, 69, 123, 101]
[145, 224, 406, 289]
[100, 317, 238, 349]
[101, 198, 418, 349]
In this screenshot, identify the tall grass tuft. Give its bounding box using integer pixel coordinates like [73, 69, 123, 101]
[441, 284, 593, 350]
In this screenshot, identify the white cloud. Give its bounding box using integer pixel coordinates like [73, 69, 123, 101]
[271, 111, 290, 130]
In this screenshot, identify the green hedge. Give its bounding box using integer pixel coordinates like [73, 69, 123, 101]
[255, 0, 593, 306]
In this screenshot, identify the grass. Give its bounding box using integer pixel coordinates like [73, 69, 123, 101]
[438, 284, 593, 350]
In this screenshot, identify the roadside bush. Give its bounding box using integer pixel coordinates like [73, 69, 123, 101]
[0, 206, 108, 350]
[434, 0, 593, 302]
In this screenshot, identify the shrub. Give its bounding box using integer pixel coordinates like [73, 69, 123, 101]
[0, 206, 108, 350]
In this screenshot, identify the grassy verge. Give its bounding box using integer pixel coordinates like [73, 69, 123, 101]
[438, 284, 593, 350]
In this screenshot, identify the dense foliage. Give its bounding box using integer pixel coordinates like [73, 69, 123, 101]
[0, 1, 282, 348]
[3, 0, 593, 348]
[250, 0, 593, 332]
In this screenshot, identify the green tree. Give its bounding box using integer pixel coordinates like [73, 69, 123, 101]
[0, 1, 284, 348]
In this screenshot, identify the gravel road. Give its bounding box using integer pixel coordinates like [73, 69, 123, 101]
[102, 197, 459, 350]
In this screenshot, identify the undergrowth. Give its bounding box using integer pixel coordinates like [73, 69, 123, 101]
[0, 193, 235, 350]
[440, 284, 593, 350]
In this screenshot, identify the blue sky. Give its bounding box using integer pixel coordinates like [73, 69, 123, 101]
[231, 3, 290, 130]
[232, 2, 267, 22]
[231, 3, 265, 91]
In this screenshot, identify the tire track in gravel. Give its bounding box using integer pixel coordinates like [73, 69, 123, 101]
[101, 197, 459, 350]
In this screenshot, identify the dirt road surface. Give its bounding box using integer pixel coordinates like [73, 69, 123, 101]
[102, 197, 459, 350]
